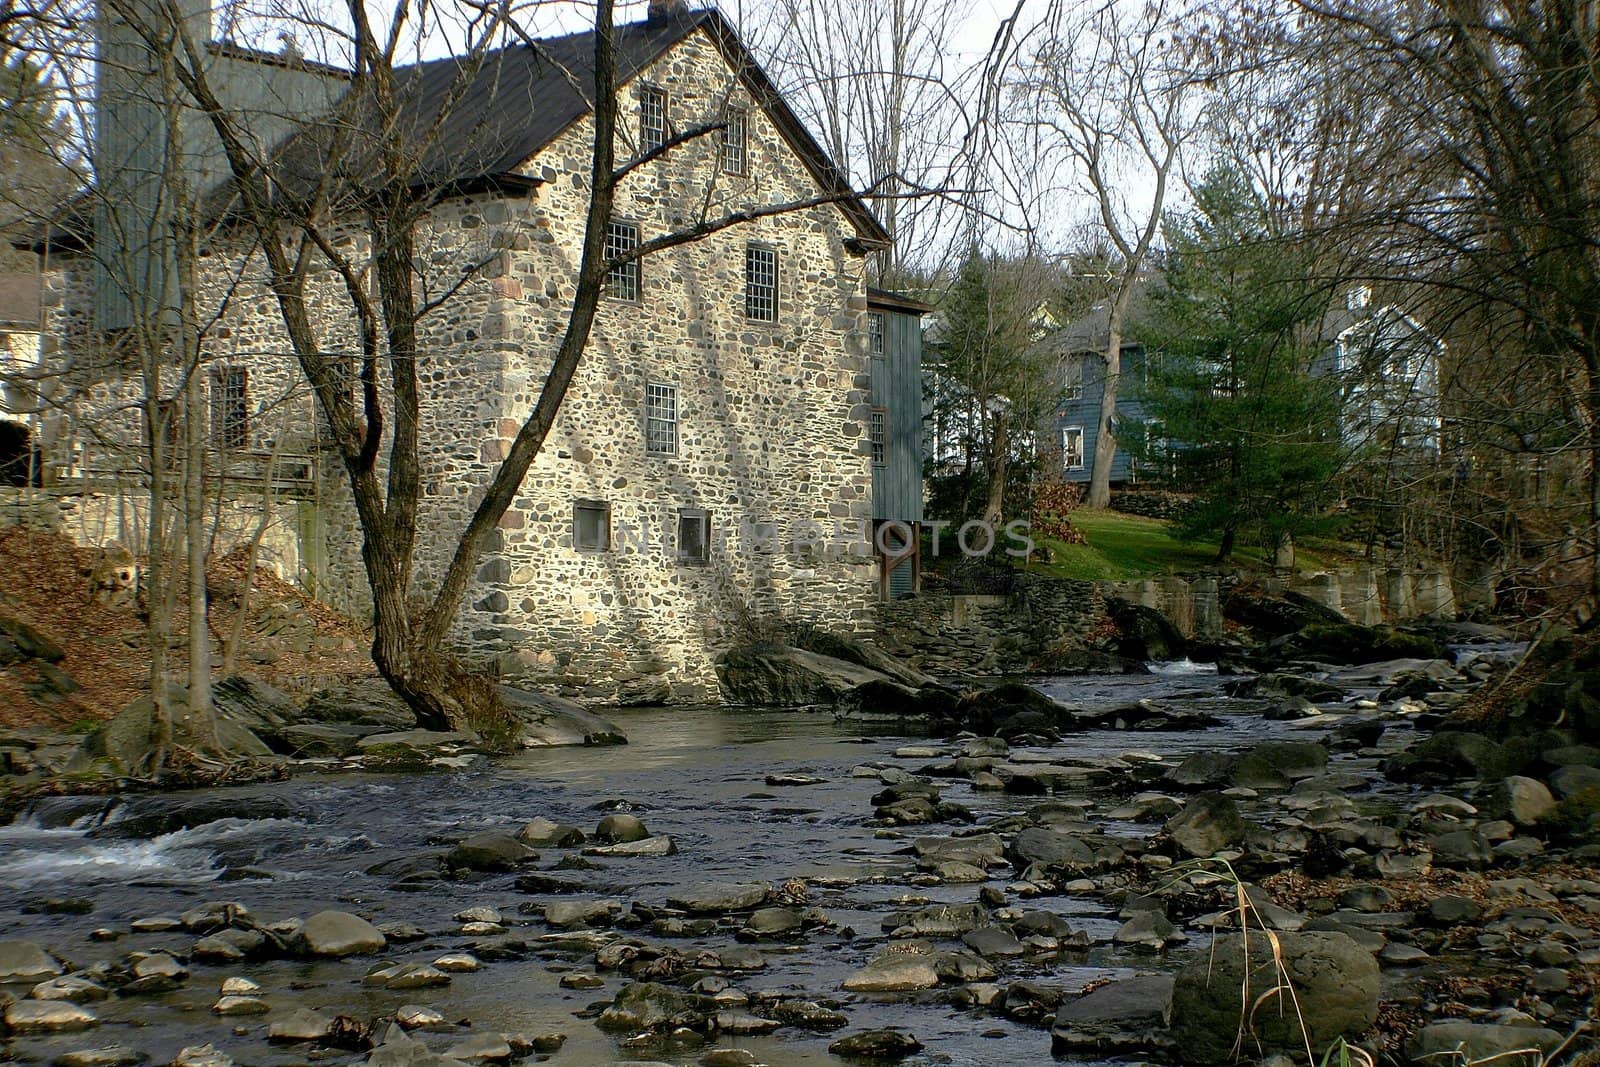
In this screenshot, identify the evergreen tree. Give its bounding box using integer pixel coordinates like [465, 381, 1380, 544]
[1132, 164, 1343, 562]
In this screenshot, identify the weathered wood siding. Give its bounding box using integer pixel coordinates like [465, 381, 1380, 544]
[870, 307, 924, 522]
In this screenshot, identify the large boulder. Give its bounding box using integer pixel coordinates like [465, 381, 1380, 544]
[1165, 794, 1250, 858]
[1051, 975, 1174, 1056]
[0, 940, 63, 982]
[1107, 598, 1186, 662]
[1169, 930, 1379, 1064]
[1283, 625, 1445, 666]
[301, 681, 418, 731]
[1405, 1022, 1564, 1067]
[499, 687, 626, 747]
[792, 629, 932, 689]
[715, 644, 890, 706]
[297, 911, 387, 958]
[70, 685, 272, 775]
[212, 676, 301, 748]
[1225, 588, 1347, 637]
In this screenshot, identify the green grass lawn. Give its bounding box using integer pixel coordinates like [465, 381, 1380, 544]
[1022, 509, 1357, 582]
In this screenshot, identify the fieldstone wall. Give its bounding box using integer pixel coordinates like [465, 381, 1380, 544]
[34, 24, 882, 704]
[874, 576, 1106, 677]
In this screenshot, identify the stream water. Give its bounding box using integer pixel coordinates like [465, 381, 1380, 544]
[0, 670, 1401, 1067]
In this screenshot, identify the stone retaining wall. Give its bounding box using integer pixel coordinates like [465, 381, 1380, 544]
[874, 575, 1106, 677]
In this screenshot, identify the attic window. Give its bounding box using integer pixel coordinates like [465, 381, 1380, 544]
[720, 107, 747, 174]
[640, 85, 668, 152]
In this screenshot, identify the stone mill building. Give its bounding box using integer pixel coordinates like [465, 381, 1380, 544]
[5, 1, 927, 703]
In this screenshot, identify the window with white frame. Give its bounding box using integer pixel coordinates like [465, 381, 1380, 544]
[646, 381, 678, 455]
[573, 499, 611, 552]
[720, 107, 747, 174]
[1062, 425, 1085, 471]
[1064, 352, 1091, 400]
[745, 245, 777, 321]
[639, 85, 667, 151]
[211, 367, 248, 450]
[605, 221, 641, 302]
[868, 311, 885, 355]
[870, 407, 887, 466]
[677, 508, 710, 563]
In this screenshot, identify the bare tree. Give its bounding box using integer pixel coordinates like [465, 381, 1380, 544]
[1025, 0, 1197, 509]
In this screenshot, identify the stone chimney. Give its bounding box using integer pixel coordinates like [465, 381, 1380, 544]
[646, 0, 688, 24]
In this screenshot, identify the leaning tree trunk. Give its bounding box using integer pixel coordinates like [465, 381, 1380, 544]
[982, 407, 1008, 527]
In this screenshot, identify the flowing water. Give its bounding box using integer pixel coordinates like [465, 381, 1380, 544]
[0, 670, 1387, 1067]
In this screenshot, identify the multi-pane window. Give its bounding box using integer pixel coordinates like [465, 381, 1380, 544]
[605, 221, 641, 302]
[677, 508, 710, 563]
[646, 381, 678, 455]
[574, 499, 611, 552]
[211, 367, 248, 450]
[639, 85, 667, 152]
[1064, 352, 1091, 400]
[745, 245, 777, 321]
[870, 407, 887, 466]
[868, 311, 885, 355]
[1062, 426, 1085, 471]
[720, 107, 747, 174]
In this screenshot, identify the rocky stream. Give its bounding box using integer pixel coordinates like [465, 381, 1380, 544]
[2, 640, 1598, 1067]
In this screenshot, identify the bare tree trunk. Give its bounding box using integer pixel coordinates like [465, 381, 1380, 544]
[982, 407, 1007, 527]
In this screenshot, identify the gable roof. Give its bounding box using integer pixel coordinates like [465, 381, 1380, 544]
[281, 5, 888, 247]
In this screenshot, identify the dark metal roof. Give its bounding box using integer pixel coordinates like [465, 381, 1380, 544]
[866, 286, 935, 314]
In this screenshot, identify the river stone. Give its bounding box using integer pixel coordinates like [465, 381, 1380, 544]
[703, 1051, 761, 1067]
[715, 644, 892, 706]
[841, 951, 939, 992]
[72, 685, 272, 775]
[300, 910, 387, 957]
[1050, 974, 1175, 1056]
[594, 813, 649, 843]
[1502, 776, 1557, 826]
[514, 818, 584, 847]
[500, 686, 626, 747]
[1170, 930, 1379, 1064]
[370, 963, 451, 990]
[448, 832, 534, 871]
[1165, 793, 1249, 858]
[714, 1011, 782, 1035]
[446, 1034, 512, 1062]
[743, 907, 805, 937]
[6, 1000, 98, 1032]
[269, 1008, 335, 1042]
[596, 982, 712, 1030]
[396, 1005, 447, 1029]
[584, 835, 677, 857]
[0, 939, 63, 981]
[668, 883, 770, 914]
[31, 976, 109, 1002]
[544, 900, 622, 928]
[54, 1046, 146, 1067]
[827, 1030, 923, 1060]
[1008, 827, 1095, 872]
[1406, 1022, 1564, 1066]
[961, 927, 1024, 957]
[884, 902, 989, 937]
[432, 953, 481, 973]
[1166, 751, 1237, 788]
[211, 995, 269, 1016]
[1429, 830, 1494, 869]
[1114, 910, 1186, 949]
[192, 929, 266, 962]
[171, 1045, 233, 1067]
[1428, 895, 1483, 925]
[280, 724, 367, 758]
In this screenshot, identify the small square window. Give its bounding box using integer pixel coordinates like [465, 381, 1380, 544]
[868, 311, 885, 356]
[211, 367, 248, 451]
[646, 381, 678, 455]
[745, 245, 777, 321]
[720, 107, 747, 174]
[639, 85, 668, 152]
[574, 499, 611, 552]
[870, 407, 887, 466]
[605, 221, 641, 302]
[677, 507, 710, 563]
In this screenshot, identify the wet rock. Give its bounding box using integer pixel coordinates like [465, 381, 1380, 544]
[394, 1005, 446, 1030]
[1166, 752, 1237, 789]
[1170, 931, 1379, 1064]
[596, 982, 713, 1030]
[961, 927, 1024, 957]
[171, 1047, 233, 1067]
[716, 644, 893, 706]
[514, 818, 584, 848]
[279, 724, 368, 758]
[530, 1033, 566, 1053]
[128, 952, 187, 993]
[211, 995, 269, 1016]
[448, 832, 535, 871]
[268, 1008, 335, 1043]
[999, 981, 1063, 1024]
[841, 948, 939, 992]
[668, 883, 769, 914]
[433, 953, 481, 973]
[1114, 911, 1187, 950]
[544, 900, 622, 928]
[743, 908, 804, 939]
[883, 902, 989, 937]
[714, 1011, 781, 1035]
[1386, 730, 1503, 782]
[1405, 1022, 1563, 1066]
[702, 1050, 760, 1067]
[0, 939, 63, 982]
[54, 1046, 145, 1067]
[1007, 827, 1095, 872]
[1165, 793, 1249, 858]
[218, 977, 258, 995]
[584, 835, 677, 857]
[1492, 776, 1557, 826]
[31, 976, 109, 1002]
[299, 911, 386, 957]
[594, 813, 650, 843]
[500, 687, 626, 748]
[826, 1030, 923, 1061]
[1050, 974, 1175, 1056]
[765, 773, 826, 786]
[446, 1034, 512, 1062]
[366, 963, 451, 990]
[1429, 830, 1494, 870]
[5, 1000, 98, 1032]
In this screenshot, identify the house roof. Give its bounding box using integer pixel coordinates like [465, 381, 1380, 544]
[23, 6, 890, 253]
[866, 287, 935, 314]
